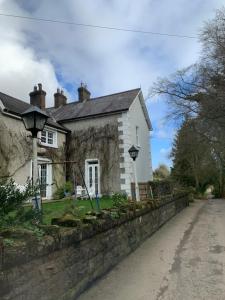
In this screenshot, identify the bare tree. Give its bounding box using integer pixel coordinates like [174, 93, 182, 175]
[151, 7, 225, 196]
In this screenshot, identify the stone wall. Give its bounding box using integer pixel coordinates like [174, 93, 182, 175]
[0, 196, 188, 300]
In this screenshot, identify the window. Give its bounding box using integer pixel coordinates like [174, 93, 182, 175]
[41, 131, 47, 143]
[40, 130, 57, 147]
[136, 126, 140, 146]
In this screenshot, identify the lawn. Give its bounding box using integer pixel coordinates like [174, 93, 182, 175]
[41, 197, 114, 224]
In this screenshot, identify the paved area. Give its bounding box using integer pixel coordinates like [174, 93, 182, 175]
[77, 199, 225, 300]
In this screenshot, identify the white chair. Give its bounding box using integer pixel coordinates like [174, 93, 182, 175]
[88, 187, 96, 199]
[76, 185, 85, 197]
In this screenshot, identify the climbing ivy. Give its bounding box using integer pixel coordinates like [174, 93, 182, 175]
[0, 118, 32, 178]
[67, 124, 120, 194]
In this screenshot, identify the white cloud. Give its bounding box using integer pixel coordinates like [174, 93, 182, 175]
[152, 119, 177, 140]
[160, 147, 172, 157]
[0, 0, 61, 106]
[0, 0, 223, 168]
[0, 0, 224, 104]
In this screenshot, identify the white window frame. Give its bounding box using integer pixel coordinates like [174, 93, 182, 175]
[136, 125, 140, 147]
[39, 128, 58, 148]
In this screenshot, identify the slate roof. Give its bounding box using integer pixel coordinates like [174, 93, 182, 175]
[47, 88, 141, 120]
[0, 88, 152, 131]
[0, 91, 68, 131]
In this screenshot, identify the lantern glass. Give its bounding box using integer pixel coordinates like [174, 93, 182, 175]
[128, 145, 139, 161]
[22, 112, 35, 131]
[35, 112, 48, 131]
[22, 107, 48, 137]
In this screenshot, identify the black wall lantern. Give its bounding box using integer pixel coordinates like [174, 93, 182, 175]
[128, 145, 139, 161]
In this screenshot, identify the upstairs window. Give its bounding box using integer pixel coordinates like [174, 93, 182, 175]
[41, 129, 57, 147]
[136, 126, 140, 147]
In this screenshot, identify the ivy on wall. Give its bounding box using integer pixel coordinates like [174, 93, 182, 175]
[0, 117, 66, 186]
[0, 116, 120, 194]
[0, 118, 32, 178]
[45, 144, 67, 188]
[67, 124, 120, 194]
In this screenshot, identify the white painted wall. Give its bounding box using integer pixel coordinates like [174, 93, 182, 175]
[118, 93, 153, 197]
[128, 94, 153, 182]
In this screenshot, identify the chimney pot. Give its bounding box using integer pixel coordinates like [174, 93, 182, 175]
[78, 83, 91, 102]
[29, 83, 46, 110]
[54, 89, 67, 108]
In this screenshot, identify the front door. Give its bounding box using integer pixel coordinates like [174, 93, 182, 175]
[86, 160, 100, 197]
[38, 160, 52, 199]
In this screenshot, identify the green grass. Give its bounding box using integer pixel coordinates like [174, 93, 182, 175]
[41, 197, 114, 224]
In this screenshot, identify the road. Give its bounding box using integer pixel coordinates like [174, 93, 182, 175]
[77, 199, 225, 300]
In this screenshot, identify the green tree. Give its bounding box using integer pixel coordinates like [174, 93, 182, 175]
[171, 120, 217, 193]
[152, 7, 225, 196]
[153, 164, 170, 180]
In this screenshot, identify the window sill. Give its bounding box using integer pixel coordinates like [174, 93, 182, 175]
[39, 143, 58, 149]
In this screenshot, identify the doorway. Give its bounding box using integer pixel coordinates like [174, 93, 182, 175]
[37, 158, 52, 199]
[85, 159, 100, 197]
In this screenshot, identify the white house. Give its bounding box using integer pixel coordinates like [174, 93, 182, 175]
[0, 83, 153, 199]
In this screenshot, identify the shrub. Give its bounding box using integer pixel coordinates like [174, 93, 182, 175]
[0, 179, 35, 225]
[54, 181, 74, 199]
[112, 193, 128, 208]
[150, 180, 173, 197]
[15, 207, 42, 225]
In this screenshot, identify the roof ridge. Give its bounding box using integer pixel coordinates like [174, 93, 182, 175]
[0, 91, 29, 106]
[90, 87, 141, 101]
[46, 88, 141, 109]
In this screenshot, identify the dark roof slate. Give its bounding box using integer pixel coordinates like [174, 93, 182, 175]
[0, 91, 68, 131]
[47, 88, 141, 122]
[0, 87, 151, 131]
[0, 91, 30, 114]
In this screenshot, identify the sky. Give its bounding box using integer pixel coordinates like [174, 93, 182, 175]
[0, 0, 224, 169]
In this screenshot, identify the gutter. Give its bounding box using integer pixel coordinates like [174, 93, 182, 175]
[58, 109, 129, 124]
[1, 109, 69, 134]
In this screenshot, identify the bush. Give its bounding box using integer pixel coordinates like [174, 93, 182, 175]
[15, 207, 42, 225]
[0, 179, 35, 225]
[112, 193, 128, 208]
[54, 181, 74, 199]
[150, 180, 173, 197]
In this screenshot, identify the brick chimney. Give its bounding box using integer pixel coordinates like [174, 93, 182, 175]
[54, 88, 67, 108]
[78, 83, 91, 102]
[29, 83, 46, 110]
